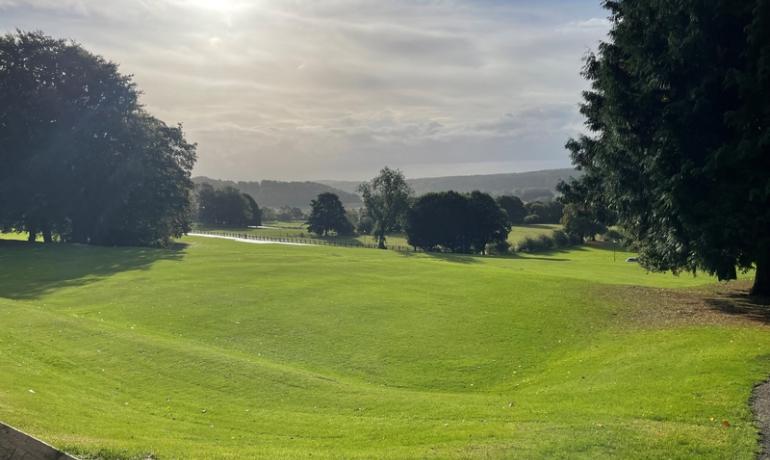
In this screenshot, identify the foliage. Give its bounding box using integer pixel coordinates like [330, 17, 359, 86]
[405, 191, 510, 254]
[496, 195, 527, 225]
[196, 184, 261, 227]
[557, 175, 614, 242]
[359, 167, 412, 249]
[516, 229, 580, 253]
[523, 200, 563, 224]
[561, 204, 606, 242]
[466, 191, 511, 254]
[275, 206, 305, 221]
[306, 192, 354, 236]
[0, 31, 195, 246]
[565, 0, 770, 295]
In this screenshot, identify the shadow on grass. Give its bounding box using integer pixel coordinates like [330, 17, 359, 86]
[396, 249, 480, 264]
[704, 290, 770, 325]
[0, 239, 186, 300]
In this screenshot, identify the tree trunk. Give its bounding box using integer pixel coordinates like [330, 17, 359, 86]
[27, 225, 37, 242]
[42, 223, 53, 243]
[377, 232, 386, 249]
[751, 254, 770, 297]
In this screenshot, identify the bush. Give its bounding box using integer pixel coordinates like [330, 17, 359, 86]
[516, 229, 582, 253]
[552, 229, 570, 247]
[487, 239, 511, 255]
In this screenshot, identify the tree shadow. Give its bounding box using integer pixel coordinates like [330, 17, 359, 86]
[703, 289, 770, 325]
[397, 250, 480, 264]
[0, 240, 186, 300]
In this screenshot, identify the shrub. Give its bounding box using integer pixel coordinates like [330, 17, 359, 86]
[516, 229, 582, 253]
[552, 229, 570, 247]
[487, 239, 511, 255]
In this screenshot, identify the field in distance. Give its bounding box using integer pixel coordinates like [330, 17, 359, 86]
[194, 220, 562, 249]
[0, 234, 768, 459]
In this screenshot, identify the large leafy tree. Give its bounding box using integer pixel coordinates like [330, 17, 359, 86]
[406, 191, 509, 254]
[358, 167, 412, 249]
[467, 191, 510, 254]
[566, 1, 770, 295]
[406, 191, 469, 252]
[306, 192, 353, 236]
[0, 31, 196, 246]
[196, 184, 261, 227]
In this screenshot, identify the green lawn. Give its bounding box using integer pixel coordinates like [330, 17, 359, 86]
[0, 235, 768, 459]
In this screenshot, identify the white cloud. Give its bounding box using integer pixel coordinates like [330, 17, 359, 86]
[0, 0, 608, 180]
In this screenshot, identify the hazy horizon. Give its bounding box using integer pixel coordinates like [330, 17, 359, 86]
[0, 0, 608, 181]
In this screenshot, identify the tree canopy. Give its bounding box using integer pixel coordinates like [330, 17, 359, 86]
[306, 192, 353, 236]
[406, 191, 510, 254]
[0, 31, 196, 246]
[196, 184, 261, 227]
[564, 0, 770, 295]
[496, 195, 527, 225]
[359, 167, 412, 249]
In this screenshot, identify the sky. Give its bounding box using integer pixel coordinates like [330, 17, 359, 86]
[0, 0, 609, 181]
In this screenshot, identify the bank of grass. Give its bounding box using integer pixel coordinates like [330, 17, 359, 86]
[0, 234, 768, 459]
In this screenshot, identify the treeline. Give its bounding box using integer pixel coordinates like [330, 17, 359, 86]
[196, 166, 578, 255]
[0, 32, 195, 246]
[304, 167, 578, 255]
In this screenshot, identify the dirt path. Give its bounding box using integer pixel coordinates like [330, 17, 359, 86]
[188, 232, 310, 246]
[755, 380, 770, 460]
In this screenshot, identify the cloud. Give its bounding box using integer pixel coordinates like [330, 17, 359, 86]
[0, 0, 608, 180]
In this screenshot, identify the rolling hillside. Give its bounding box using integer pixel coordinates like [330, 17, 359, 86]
[319, 168, 581, 201]
[193, 177, 362, 209]
[1, 234, 767, 459]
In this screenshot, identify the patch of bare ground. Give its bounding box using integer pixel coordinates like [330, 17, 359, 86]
[598, 280, 770, 329]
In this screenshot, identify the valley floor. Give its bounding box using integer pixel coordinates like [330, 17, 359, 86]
[0, 235, 768, 459]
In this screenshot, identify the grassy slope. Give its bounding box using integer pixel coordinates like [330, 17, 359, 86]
[0, 236, 768, 459]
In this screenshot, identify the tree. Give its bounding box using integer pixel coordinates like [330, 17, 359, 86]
[242, 194, 263, 227]
[406, 191, 509, 254]
[196, 185, 260, 227]
[467, 191, 510, 254]
[496, 195, 527, 225]
[358, 167, 412, 249]
[560, 204, 605, 242]
[275, 206, 305, 221]
[524, 201, 563, 224]
[0, 31, 196, 246]
[565, 0, 770, 295]
[557, 177, 612, 241]
[406, 191, 469, 252]
[306, 192, 354, 236]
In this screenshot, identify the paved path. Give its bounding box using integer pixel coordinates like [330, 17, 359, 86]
[188, 232, 310, 246]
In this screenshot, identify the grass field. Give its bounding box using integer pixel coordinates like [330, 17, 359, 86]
[194, 221, 563, 249]
[0, 234, 768, 459]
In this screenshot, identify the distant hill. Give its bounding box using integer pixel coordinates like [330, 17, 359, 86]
[192, 177, 362, 209]
[319, 168, 581, 202]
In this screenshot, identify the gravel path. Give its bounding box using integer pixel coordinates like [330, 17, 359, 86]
[754, 379, 770, 460]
